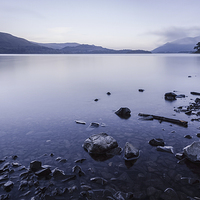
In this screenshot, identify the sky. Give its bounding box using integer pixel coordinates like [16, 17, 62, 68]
[0, 0, 200, 51]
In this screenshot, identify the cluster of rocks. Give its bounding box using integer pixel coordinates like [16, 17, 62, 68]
[82, 133, 139, 161]
[164, 92, 186, 101]
[174, 97, 200, 119]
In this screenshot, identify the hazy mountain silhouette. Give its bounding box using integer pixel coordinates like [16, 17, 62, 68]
[36, 42, 80, 49]
[152, 36, 200, 53]
[0, 32, 58, 54]
[0, 32, 151, 54]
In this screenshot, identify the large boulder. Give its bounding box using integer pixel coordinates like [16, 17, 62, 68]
[123, 142, 140, 161]
[83, 133, 118, 154]
[115, 107, 131, 119]
[183, 141, 200, 162]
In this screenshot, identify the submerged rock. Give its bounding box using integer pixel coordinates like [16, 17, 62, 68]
[83, 133, 118, 154]
[30, 161, 42, 172]
[149, 138, 165, 146]
[123, 142, 140, 161]
[164, 92, 177, 100]
[4, 181, 14, 192]
[183, 141, 200, 162]
[115, 107, 131, 119]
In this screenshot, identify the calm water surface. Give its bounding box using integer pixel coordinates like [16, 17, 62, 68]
[0, 54, 200, 199]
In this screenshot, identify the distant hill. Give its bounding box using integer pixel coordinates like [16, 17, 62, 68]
[152, 36, 200, 53]
[0, 32, 151, 54]
[36, 42, 80, 49]
[0, 32, 58, 54]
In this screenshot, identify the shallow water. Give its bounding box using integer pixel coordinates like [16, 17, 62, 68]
[0, 54, 200, 199]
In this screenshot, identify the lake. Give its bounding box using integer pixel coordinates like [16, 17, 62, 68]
[0, 54, 200, 199]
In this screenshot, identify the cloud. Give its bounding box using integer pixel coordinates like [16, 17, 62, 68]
[150, 26, 200, 42]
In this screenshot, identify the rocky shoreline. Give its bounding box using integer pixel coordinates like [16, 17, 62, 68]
[0, 92, 200, 199]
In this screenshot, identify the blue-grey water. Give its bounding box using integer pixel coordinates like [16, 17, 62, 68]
[0, 54, 200, 199]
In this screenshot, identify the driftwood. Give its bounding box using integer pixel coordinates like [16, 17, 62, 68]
[191, 92, 200, 96]
[138, 113, 188, 127]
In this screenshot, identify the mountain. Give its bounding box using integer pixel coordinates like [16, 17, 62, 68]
[36, 42, 80, 49]
[152, 36, 200, 53]
[0, 32, 151, 54]
[0, 32, 58, 54]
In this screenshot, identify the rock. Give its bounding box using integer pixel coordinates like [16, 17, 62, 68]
[184, 135, 193, 139]
[160, 188, 179, 200]
[196, 133, 200, 138]
[157, 146, 174, 154]
[123, 142, 140, 161]
[94, 99, 99, 102]
[107, 92, 111, 95]
[115, 107, 131, 119]
[18, 180, 28, 190]
[52, 168, 65, 178]
[81, 185, 92, 191]
[30, 161, 42, 172]
[35, 168, 51, 177]
[164, 92, 177, 100]
[75, 158, 86, 163]
[149, 138, 165, 146]
[72, 165, 85, 176]
[185, 110, 192, 115]
[4, 181, 14, 192]
[176, 94, 185, 98]
[83, 133, 118, 154]
[175, 153, 184, 160]
[12, 155, 18, 160]
[75, 120, 86, 125]
[90, 177, 108, 185]
[183, 141, 200, 162]
[89, 122, 99, 128]
[138, 89, 144, 92]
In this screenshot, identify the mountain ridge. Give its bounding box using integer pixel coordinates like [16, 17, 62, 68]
[0, 32, 151, 54]
[152, 36, 200, 53]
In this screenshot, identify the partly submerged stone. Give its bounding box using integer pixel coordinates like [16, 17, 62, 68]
[164, 92, 177, 100]
[30, 161, 42, 172]
[115, 107, 131, 119]
[156, 146, 174, 154]
[183, 141, 200, 162]
[123, 142, 140, 161]
[83, 133, 118, 154]
[149, 138, 165, 146]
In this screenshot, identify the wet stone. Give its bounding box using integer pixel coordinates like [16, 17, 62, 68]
[4, 181, 14, 192]
[30, 160, 42, 172]
[83, 133, 118, 154]
[184, 135, 192, 139]
[123, 142, 140, 160]
[72, 165, 85, 176]
[35, 168, 51, 177]
[149, 138, 165, 146]
[90, 177, 108, 185]
[156, 146, 174, 154]
[115, 107, 131, 119]
[74, 158, 86, 163]
[160, 188, 179, 200]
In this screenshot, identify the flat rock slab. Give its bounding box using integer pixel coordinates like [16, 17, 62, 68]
[157, 146, 174, 154]
[83, 133, 118, 154]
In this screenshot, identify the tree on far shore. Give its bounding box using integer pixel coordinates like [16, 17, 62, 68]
[194, 42, 200, 53]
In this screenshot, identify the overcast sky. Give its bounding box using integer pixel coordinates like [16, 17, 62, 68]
[0, 0, 200, 50]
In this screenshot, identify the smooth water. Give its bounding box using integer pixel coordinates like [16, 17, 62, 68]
[0, 54, 200, 199]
